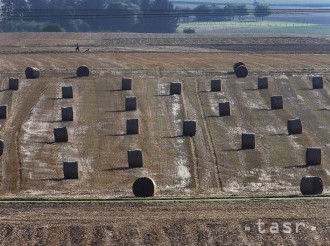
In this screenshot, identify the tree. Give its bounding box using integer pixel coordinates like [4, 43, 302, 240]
[48, 0, 79, 30]
[105, 1, 140, 32]
[212, 7, 227, 22]
[254, 4, 271, 21]
[235, 4, 248, 21]
[28, 0, 49, 9]
[1, 0, 15, 20]
[193, 5, 212, 22]
[27, 0, 50, 22]
[1, 0, 29, 21]
[78, 0, 107, 31]
[138, 0, 177, 33]
[42, 23, 65, 32]
[223, 4, 235, 21]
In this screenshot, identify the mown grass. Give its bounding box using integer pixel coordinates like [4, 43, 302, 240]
[177, 21, 330, 35]
[180, 21, 317, 28]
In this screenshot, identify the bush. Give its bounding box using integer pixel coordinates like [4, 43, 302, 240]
[42, 24, 65, 32]
[0, 21, 43, 32]
[66, 19, 91, 32]
[183, 28, 196, 34]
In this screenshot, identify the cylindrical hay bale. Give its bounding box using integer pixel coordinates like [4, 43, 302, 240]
[233, 62, 245, 72]
[62, 86, 73, 99]
[128, 150, 143, 168]
[63, 162, 78, 179]
[211, 79, 221, 92]
[170, 82, 182, 95]
[132, 177, 156, 197]
[242, 133, 255, 149]
[271, 95, 283, 110]
[287, 119, 302, 135]
[235, 65, 248, 78]
[76, 65, 89, 77]
[0, 105, 7, 119]
[0, 139, 4, 156]
[306, 147, 321, 166]
[54, 127, 68, 143]
[300, 176, 323, 195]
[258, 77, 268, 89]
[9, 78, 19, 90]
[122, 78, 132, 90]
[125, 96, 137, 111]
[61, 107, 74, 121]
[312, 76, 323, 89]
[126, 118, 139, 135]
[219, 102, 230, 116]
[183, 120, 196, 137]
[25, 67, 40, 79]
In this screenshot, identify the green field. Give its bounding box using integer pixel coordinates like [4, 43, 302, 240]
[177, 21, 330, 35]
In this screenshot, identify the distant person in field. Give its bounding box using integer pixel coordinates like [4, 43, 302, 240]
[76, 43, 80, 52]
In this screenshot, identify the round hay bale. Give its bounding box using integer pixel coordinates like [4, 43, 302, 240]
[9, 78, 19, 90]
[257, 77, 268, 89]
[128, 150, 143, 168]
[219, 101, 230, 117]
[233, 62, 245, 72]
[0, 105, 7, 119]
[242, 133, 255, 150]
[312, 76, 323, 89]
[126, 118, 139, 135]
[25, 67, 40, 79]
[63, 161, 78, 179]
[235, 65, 248, 78]
[271, 95, 283, 110]
[306, 147, 321, 166]
[62, 86, 73, 99]
[54, 127, 68, 143]
[211, 79, 221, 92]
[170, 82, 182, 95]
[300, 176, 323, 195]
[287, 119, 302, 135]
[122, 78, 132, 90]
[125, 96, 137, 111]
[183, 120, 196, 137]
[0, 139, 4, 156]
[76, 65, 89, 77]
[132, 177, 156, 197]
[61, 107, 74, 121]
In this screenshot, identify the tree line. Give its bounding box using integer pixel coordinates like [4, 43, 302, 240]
[191, 3, 271, 22]
[0, 0, 271, 33]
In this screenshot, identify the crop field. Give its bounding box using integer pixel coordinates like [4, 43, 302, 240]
[178, 21, 330, 35]
[0, 32, 329, 244]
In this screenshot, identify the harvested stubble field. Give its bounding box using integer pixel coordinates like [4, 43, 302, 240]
[0, 32, 329, 244]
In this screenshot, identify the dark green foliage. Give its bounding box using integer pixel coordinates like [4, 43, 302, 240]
[42, 23, 65, 32]
[235, 4, 248, 21]
[138, 0, 178, 33]
[105, 1, 140, 32]
[254, 4, 271, 20]
[0, 0, 178, 33]
[183, 28, 195, 33]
